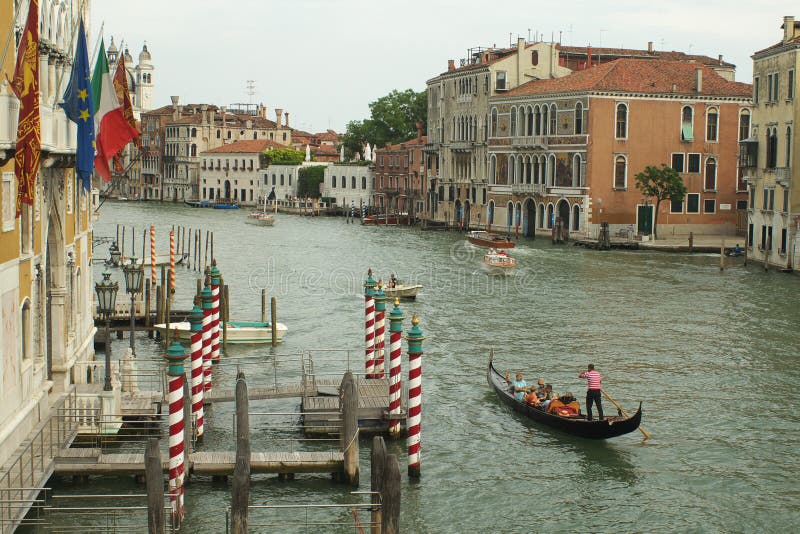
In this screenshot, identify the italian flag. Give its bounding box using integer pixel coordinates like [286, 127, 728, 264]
[92, 39, 137, 181]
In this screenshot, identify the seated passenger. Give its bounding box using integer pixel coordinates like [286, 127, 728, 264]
[524, 390, 541, 408]
[540, 384, 555, 411]
[535, 378, 546, 398]
[505, 372, 528, 401]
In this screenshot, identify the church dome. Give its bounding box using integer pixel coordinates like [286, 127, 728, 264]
[124, 48, 133, 64]
[139, 43, 151, 62]
[107, 37, 118, 55]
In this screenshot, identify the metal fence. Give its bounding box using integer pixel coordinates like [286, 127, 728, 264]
[42, 493, 177, 533]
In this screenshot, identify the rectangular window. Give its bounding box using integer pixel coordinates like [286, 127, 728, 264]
[670, 197, 684, 213]
[686, 193, 700, 213]
[747, 223, 754, 247]
[737, 200, 748, 210]
[789, 70, 795, 100]
[1, 173, 14, 232]
[783, 189, 789, 213]
[687, 153, 701, 173]
[773, 72, 779, 101]
[762, 188, 768, 210]
[767, 74, 773, 102]
[754, 77, 759, 103]
[671, 153, 685, 172]
[767, 226, 773, 250]
[768, 189, 775, 211]
[760, 225, 767, 249]
[496, 71, 507, 91]
[703, 199, 716, 213]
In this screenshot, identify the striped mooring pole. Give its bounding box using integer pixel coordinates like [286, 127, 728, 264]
[363, 269, 377, 378]
[209, 261, 222, 363]
[150, 225, 156, 286]
[388, 297, 405, 438]
[200, 279, 213, 394]
[188, 298, 205, 439]
[164, 338, 187, 525]
[373, 281, 387, 379]
[406, 314, 424, 478]
[169, 230, 176, 294]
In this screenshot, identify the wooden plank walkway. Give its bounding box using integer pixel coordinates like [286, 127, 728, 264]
[53, 450, 343, 476]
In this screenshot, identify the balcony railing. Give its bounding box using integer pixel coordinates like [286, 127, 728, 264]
[511, 183, 545, 195]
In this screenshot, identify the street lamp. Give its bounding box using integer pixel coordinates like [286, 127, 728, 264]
[122, 255, 144, 356]
[95, 268, 119, 391]
[109, 242, 121, 267]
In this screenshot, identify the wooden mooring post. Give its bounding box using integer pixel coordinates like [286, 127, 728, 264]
[382, 454, 401, 534]
[720, 239, 726, 271]
[370, 437, 386, 534]
[145, 438, 164, 534]
[146, 280, 153, 338]
[231, 372, 250, 534]
[340, 371, 359, 485]
[270, 296, 277, 346]
[261, 289, 266, 322]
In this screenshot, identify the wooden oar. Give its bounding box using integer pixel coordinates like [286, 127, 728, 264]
[601, 388, 652, 441]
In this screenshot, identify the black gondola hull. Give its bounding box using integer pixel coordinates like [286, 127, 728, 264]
[488, 360, 643, 439]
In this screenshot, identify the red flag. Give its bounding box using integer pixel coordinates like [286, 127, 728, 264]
[9, 0, 40, 216]
[113, 53, 140, 148]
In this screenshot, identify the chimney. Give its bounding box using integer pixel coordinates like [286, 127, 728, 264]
[416, 121, 423, 140]
[447, 59, 455, 72]
[284, 112, 290, 128]
[275, 108, 283, 128]
[671, 83, 677, 93]
[201, 104, 208, 124]
[647, 41, 653, 53]
[718, 54, 723, 65]
[209, 107, 215, 126]
[695, 68, 703, 93]
[170, 95, 180, 119]
[517, 37, 525, 51]
[784, 16, 795, 42]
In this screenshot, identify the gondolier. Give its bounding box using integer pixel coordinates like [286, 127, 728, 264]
[579, 364, 603, 421]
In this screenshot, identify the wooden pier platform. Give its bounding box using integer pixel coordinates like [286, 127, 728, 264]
[53, 449, 343, 476]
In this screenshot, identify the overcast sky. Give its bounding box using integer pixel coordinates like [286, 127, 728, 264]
[92, 1, 797, 134]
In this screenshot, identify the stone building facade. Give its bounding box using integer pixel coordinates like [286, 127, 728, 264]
[321, 163, 374, 209]
[373, 129, 427, 220]
[199, 139, 284, 206]
[744, 16, 800, 269]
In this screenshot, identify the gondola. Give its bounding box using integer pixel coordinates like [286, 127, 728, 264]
[488, 356, 643, 439]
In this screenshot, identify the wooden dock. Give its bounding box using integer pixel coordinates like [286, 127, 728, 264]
[53, 449, 344, 476]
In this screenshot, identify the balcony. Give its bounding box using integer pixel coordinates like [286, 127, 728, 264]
[449, 141, 473, 152]
[511, 183, 545, 195]
[511, 136, 548, 149]
[774, 167, 790, 186]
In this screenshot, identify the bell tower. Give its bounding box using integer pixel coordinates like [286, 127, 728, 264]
[135, 43, 155, 111]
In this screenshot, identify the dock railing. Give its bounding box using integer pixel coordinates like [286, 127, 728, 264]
[44, 493, 177, 533]
[0, 389, 78, 534]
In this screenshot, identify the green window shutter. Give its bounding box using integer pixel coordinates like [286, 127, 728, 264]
[681, 123, 694, 141]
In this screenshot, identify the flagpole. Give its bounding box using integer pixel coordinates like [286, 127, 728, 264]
[0, 0, 28, 75]
[54, 0, 91, 105]
[90, 20, 104, 67]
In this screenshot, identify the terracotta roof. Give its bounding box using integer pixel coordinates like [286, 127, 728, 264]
[375, 136, 428, 152]
[317, 130, 339, 141]
[201, 139, 285, 154]
[753, 35, 800, 56]
[504, 58, 751, 98]
[558, 45, 735, 68]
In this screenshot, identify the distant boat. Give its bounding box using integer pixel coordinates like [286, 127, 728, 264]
[153, 320, 288, 344]
[213, 199, 240, 210]
[185, 199, 211, 208]
[362, 213, 410, 226]
[246, 196, 276, 226]
[383, 283, 423, 300]
[482, 249, 516, 274]
[467, 230, 515, 249]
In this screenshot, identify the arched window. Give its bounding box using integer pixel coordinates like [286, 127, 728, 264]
[517, 108, 524, 137]
[362, 176, 367, 189]
[21, 299, 31, 360]
[786, 126, 792, 167]
[488, 200, 495, 226]
[509, 157, 516, 184]
[542, 105, 548, 135]
[575, 102, 583, 134]
[532, 50, 539, 65]
[614, 155, 627, 189]
[706, 107, 718, 142]
[572, 204, 580, 231]
[533, 106, 541, 135]
[510, 107, 517, 137]
[549, 154, 556, 186]
[739, 109, 751, 141]
[615, 103, 628, 139]
[681, 106, 694, 141]
[550, 103, 557, 134]
[216, 129, 221, 139]
[191, 128, 197, 138]
[767, 128, 778, 168]
[190, 144, 197, 157]
[572, 153, 582, 187]
[332, 176, 337, 188]
[704, 157, 717, 190]
[489, 155, 497, 184]
[490, 108, 498, 137]
[352, 176, 356, 189]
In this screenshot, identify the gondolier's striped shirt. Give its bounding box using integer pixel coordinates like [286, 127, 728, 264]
[579, 370, 602, 390]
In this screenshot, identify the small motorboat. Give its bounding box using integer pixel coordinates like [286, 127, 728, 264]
[383, 283, 423, 300]
[362, 213, 410, 225]
[246, 197, 276, 226]
[184, 199, 211, 208]
[153, 320, 288, 344]
[482, 249, 516, 274]
[213, 199, 240, 210]
[467, 230, 515, 249]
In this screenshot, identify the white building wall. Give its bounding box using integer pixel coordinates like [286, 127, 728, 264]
[321, 164, 374, 208]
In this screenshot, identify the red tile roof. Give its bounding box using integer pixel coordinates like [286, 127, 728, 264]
[753, 35, 800, 56]
[202, 139, 285, 154]
[504, 58, 751, 98]
[558, 45, 735, 68]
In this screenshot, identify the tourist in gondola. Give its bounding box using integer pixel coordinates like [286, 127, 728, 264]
[524, 388, 541, 408]
[579, 364, 604, 421]
[540, 384, 555, 411]
[535, 378, 546, 398]
[504, 372, 528, 401]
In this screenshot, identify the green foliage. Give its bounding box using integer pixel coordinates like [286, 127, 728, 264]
[340, 89, 427, 159]
[261, 148, 305, 166]
[297, 165, 326, 198]
[634, 164, 688, 239]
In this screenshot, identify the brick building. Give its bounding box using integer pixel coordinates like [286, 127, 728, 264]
[373, 126, 427, 220]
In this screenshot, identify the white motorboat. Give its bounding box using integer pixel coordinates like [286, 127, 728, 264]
[383, 283, 423, 300]
[153, 320, 288, 344]
[482, 248, 516, 274]
[246, 196, 277, 226]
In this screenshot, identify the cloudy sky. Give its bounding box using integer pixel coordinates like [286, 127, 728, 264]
[92, 1, 796, 133]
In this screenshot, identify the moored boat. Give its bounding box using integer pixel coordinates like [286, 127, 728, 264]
[153, 320, 288, 344]
[482, 249, 516, 273]
[362, 213, 410, 226]
[487, 356, 643, 439]
[245, 213, 275, 226]
[184, 199, 211, 208]
[466, 230, 515, 249]
[213, 199, 240, 210]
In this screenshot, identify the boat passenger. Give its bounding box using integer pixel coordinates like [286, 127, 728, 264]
[510, 373, 528, 402]
[535, 378, 547, 398]
[733, 243, 742, 255]
[540, 384, 555, 411]
[524, 389, 541, 407]
[389, 274, 397, 288]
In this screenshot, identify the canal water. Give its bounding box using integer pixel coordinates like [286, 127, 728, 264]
[56, 201, 800, 532]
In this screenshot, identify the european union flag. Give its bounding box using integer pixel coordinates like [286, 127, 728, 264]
[60, 18, 94, 191]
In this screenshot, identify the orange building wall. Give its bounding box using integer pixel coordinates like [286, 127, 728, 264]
[587, 96, 748, 233]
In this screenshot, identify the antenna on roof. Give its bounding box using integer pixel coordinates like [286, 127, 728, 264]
[528, 28, 531, 42]
[246, 79, 256, 105]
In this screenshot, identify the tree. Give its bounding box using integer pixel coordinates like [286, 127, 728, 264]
[340, 89, 427, 159]
[634, 164, 687, 240]
[297, 165, 325, 198]
[261, 148, 305, 166]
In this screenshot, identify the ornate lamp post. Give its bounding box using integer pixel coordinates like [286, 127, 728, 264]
[95, 268, 119, 391]
[109, 242, 122, 267]
[122, 255, 144, 356]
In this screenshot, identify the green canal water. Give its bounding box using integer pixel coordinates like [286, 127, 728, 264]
[52, 201, 800, 532]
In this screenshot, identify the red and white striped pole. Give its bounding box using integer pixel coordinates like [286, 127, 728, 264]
[150, 225, 156, 286]
[406, 314, 424, 478]
[387, 297, 405, 438]
[209, 261, 221, 363]
[169, 230, 176, 294]
[373, 282, 387, 379]
[363, 269, 376, 378]
[188, 298, 205, 439]
[200, 279, 213, 394]
[164, 337, 187, 524]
